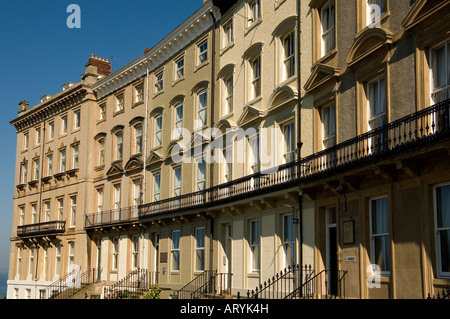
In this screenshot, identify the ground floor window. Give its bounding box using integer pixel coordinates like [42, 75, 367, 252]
[435, 184, 450, 277]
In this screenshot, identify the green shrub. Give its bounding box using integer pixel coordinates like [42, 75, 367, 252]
[142, 285, 161, 299]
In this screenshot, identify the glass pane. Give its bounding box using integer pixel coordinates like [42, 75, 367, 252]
[172, 231, 180, 249]
[374, 235, 390, 272]
[196, 228, 205, 248]
[251, 220, 260, 246]
[440, 230, 450, 273]
[433, 45, 446, 89]
[371, 197, 388, 234]
[196, 250, 204, 271]
[172, 251, 180, 270]
[437, 185, 450, 228]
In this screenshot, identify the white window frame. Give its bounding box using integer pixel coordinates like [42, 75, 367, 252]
[31, 204, 37, 224]
[250, 55, 261, 100]
[28, 247, 35, 276]
[46, 153, 53, 177]
[70, 196, 77, 228]
[23, 132, 29, 151]
[250, 219, 260, 272]
[33, 158, 39, 181]
[248, 0, 261, 26]
[59, 149, 66, 173]
[434, 183, 450, 278]
[19, 206, 25, 226]
[369, 196, 390, 275]
[21, 161, 27, 184]
[134, 124, 143, 154]
[114, 184, 121, 220]
[282, 122, 295, 164]
[155, 71, 164, 93]
[135, 83, 144, 103]
[44, 201, 51, 222]
[198, 40, 208, 65]
[430, 39, 450, 105]
[61, 115, 68, 135]
[116, 94, 124, 113]
[171, 230, 181, 271]
[223, 19, 234, 48]
[173, 103, 183, 139]
[175, 57, 185, 80]
[224, 75, 233, 116]
[112, 237, 119, 271]
[195, 227, 205, 271]
[197, 90, 207, 128]
[366, 0, 386, 27]
[99, 103, 106, 121]
[115, 132, 123, 160]
[282, 31, 295, 81]
[197, 159, 206, 191]
[48, 122, 54, 140]
[55, 244, 61, 275]
[68, 241, 75, 272]
[35, 127, 41, 146]
[155, 115, 162, 147]
[320, 1, 335, 57]
[173, 166, 182, 197]
[367, 77, 386, 131]
[132, 235, 140, 270]
[98, 139, 105, 166]
[153, 172, 161, 202]
[283, 214, 295, 268]
[322, 104, 336, 150]
[74, 109, 80, 129]
[72, 145, 79, 169]
[57, 198, 64, 221]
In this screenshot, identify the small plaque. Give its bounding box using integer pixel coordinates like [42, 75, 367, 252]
[346, 256, 356, 262]
[343, 220, 355, 245]
[160, 252, 168, 263]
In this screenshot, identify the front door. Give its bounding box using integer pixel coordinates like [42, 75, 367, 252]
[326, 207, 338, 296]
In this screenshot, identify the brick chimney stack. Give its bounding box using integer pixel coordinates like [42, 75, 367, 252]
[81, 53, 112, 85]
[18, 100, 29, 114]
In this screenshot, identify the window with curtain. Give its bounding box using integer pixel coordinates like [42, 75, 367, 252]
[155, 115, 162, 147]
[171, 230, 180, 271]
[322, 104, 336, 149]
[431, 40, 450, 104]
[250, 220, 260, 272]
[370, 197, 390, 274]
[174, 104, 183, 139]
[283, 214, 295, 268]
[283, 31, 295, 80]
[435, 184, 450, 276]
[195, 227, 205, 271]
[198, 90, 207, 128]
[197, 159, 206, 191]
[321, 1, 335, 57]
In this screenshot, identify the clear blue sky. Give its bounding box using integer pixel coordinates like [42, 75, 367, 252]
[0, 0, 200, 273]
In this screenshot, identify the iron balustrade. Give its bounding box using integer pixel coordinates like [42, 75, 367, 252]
[104, 269, 158, 299]
[175, 270, 233, 299]
[246, 265, 314, 299]
[42, 268, 101, 299]
[17, 220, 66, 237]
[285, 269, 347, 299]
[85, 100, 450, 228]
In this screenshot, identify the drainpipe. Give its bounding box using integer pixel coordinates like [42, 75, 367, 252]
[296, 0, 304, 297]
[142, 63, 150, 271]
[209, 8, 217, 273]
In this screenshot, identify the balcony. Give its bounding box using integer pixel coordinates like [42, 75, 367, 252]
[85, 100, 450, 229]
[17, 220, 66, 238]
[85, 206, 139, 229]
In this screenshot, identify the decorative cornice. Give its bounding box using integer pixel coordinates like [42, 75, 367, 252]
[92, 1, 216, 100]
[10, 83, 89, 133]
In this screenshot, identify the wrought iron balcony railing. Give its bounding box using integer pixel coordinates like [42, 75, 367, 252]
[17, 220, 66, 237]
[85, 99, 450, 229]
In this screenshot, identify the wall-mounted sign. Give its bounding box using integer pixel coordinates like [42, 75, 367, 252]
[160, 252, 168, 263]
[343, 220, 355, 244]
[346, 256, 356, 262]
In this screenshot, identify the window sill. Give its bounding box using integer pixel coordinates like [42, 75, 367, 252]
[172, 77, 185, 87]
[54, 172, 66, 180]
[153, 89, 165, 99]
[132, 101, 144, 109]
[97, 119, 106, 125]
[42, 176, 52, 184]
[220, 43, 235, 56]
[113, 110, 124, 117]
[245, 19, 262, 36]
[247, 272, 260, 278]
[316, 48, 337, 66]
[194, 61, 209, 73]
[246, 96, 262, 108]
